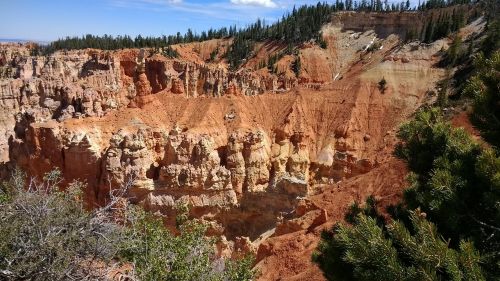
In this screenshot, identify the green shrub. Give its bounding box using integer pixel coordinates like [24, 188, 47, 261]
[292, 56, 301, 77]
[0, 169, 123, 280]
[0, 169, 256, 281]
[163, 45, 179, 58]
[318, 36, 328, 49]
[396, 109, 499, 275]
[119, 206, 256, 281]
[378, 77, 387, 93]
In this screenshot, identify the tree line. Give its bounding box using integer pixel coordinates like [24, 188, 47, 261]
[28, 1, 479, 71]
[37, 26, 238, 55]
[421, 8, 469, 42]
[32, 1, 476, 56]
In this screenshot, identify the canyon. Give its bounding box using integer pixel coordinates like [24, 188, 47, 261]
[0, 7, 483, 280]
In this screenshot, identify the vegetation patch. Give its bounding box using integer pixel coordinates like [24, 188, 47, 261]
[0, 169, 256, 280]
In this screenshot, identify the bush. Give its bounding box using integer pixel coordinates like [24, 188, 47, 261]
[120, 205, 256, 281]
[209, 47, 219, 62]
[366, 41, 381, 53]
[0, 169, 256, 281]
[481, 19, 500, 57]
[464, 51, 500, 148]
[0, 169, 123, 280]
[445, 35, 463, 66]
[396, 109, 500, 267]
[292, 56, 301, 77]
[378, 77, 387, 93]
[163, 45, 179, 58]
[318, 36, 328, 49]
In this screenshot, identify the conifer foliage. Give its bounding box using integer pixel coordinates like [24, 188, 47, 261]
[396, 109, 500, 265]
[314, 208, 485, 281]
[37, 1, 477, 70]
[314, 8, 499, 280]
[314, 107, 500, 280]
[465, 51, 500, 147]
[421, 8, 468, 43]
[226, 36, 255, 70]
[119, 206, 255, 281]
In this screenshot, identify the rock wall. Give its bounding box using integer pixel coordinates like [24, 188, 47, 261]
[6, 70, 432, 240]
[0, 45, 300, 163]
[331, 5, 477, 39]
[3, 7, 474, 162]
[0, 8, 467, 267]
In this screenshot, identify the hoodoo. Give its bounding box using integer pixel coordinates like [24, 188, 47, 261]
[1, 1, 498, 280]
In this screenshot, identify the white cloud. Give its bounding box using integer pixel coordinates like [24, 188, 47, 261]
[109, 0, 291, 25]
[230, 0, 277, 8]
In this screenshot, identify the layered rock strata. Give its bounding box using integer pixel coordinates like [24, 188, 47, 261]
[0, 9, 465, 271]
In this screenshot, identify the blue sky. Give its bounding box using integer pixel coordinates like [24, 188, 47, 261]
[0, 0, 418, 42]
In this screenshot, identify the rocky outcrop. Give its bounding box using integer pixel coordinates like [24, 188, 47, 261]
[0, 45, 300, 162]
[100, 129, 156, 194]
[271, 131, 310, 196]
[274, 199, 327, 236]
[331, 5, 477, 38]
[134, 49, 153, 107]
[0, 46, 128, 160]
[2, 9, 477, 278]
[159, 133, 232, 191]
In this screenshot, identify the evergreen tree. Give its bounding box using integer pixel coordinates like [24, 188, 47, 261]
[292, 56, 301, 77]
[314, 107, 500, 280]
[37, 1, 479, 69]
[444, 34, 463, 65]
[378, 77, 387, 92]
[226, 36, 254, 70]
[162, 46, 179, 58]
[464, 51, 500, 148]
[424, 18, 435, 43]
[313, 208, 485, 281]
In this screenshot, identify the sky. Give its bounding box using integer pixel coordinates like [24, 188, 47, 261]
[0, 0, 418, 42]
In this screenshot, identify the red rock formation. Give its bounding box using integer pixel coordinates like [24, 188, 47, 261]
[0, 11, 484, 280]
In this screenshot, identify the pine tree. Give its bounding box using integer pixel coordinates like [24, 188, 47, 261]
[445, 34, 463, 65]
[314, 104, 500, 280]
[424, 18, 435, 43]
[464, 50, 500, 147]
[292, 56, 301, 77]
[313, 208, 485, 281]
[378, 77, 387, 92]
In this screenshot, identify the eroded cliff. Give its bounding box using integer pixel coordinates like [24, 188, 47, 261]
[0, 8, 484, 280]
